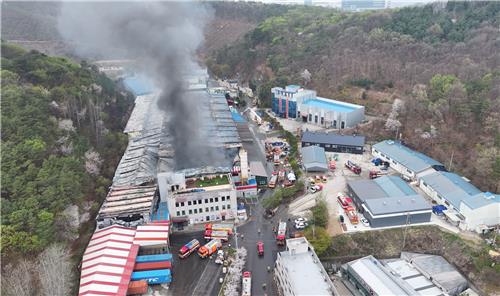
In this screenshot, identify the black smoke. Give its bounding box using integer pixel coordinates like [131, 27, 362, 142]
[58, 2, 230, 169]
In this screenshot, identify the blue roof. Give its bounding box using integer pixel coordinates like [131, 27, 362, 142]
[231, 109, 246, 123]
[301, 98, 358, 113]
[123, 75, 155, 96]
[373, 140, 443, 173]
[152, 201, 170, 222]
[374, 176, 416, 197]
[421, 172, 482, 209]
[462, 192, 500, 209]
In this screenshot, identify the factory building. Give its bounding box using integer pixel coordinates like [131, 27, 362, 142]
[372, 140, 446, 180]
[342, 253, 469, 296]
[250, 161, 268, 187]
[420, 172, 500, 233]
[271, 85, 365, 129]
[301, 145, 328, 172]
[158, 171, 238, 228]
[274, 237, 338, 296]
[347, 176, 432, 227]
[301, 130, 365, 154]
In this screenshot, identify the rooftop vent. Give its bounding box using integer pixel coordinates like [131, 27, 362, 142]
[411, 198, 415, 203]
[397, 200, 401, 204]
[383, 201, 387, 205]
[387, 140, 394, 145]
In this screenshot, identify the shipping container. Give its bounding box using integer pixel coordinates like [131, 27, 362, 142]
[127, 280, 148, 295]
[136, 253, 172, 264]
[134, 260, 172, 271]
[131, 269, 172, 284]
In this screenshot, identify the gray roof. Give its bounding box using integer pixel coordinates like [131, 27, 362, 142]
[302, 131, 365, 147]
[349, 176, 431, 215]
[401, 252, 468, 295]
[420, 172, 482, 209]
[249, 161, 268, 177]
[301, 146, 328, 171]
[373, 140, 443, 173]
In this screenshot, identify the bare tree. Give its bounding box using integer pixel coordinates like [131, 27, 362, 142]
[37, 244, 73, 296]
[84, 149, 103, 176]
[2, 260, 35, 296]
[301, 69, 311, 86]
[223, 247, 248, 296]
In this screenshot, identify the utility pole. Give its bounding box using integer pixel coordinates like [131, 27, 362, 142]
[448, 150, 455, 171]
[402, 212, 410, 251]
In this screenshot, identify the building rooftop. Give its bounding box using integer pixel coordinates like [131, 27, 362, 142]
[79, 225, 139, 296]
[302, 130, 365, 147]
[301, 97, 362, 113]
[349, 176, 431, 215]
[279, 237, 336, 295]
[462, 192, 500, 210]
[97, 185, 157, 219]
[185, 174, 230, 189]
[420, 172, 482, 209]
[249, 161, 268, 177]
[123, 75, 155, 96]
[373, 140, 443, 173]
[301, 145, 328, 171]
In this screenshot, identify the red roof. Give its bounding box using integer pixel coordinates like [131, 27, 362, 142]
[79, 225, 138, 296]
[133, 223, 170, 247]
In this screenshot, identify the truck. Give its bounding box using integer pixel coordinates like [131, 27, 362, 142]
[178, 239, 200, 258]
[369, 170, 387, 179]
[205, 223, 234, 235]
[345, 206, 359, 224]
[242, 271, 252, 296]
[198, 239, 222, 258]
[204, 230, 229, 242]
[257, 241, 264, 256]
[268, 174, 278, 188]
[337, 194, 353, 210]
[345, 160, 362, 174]
[276, 221, 287, 246]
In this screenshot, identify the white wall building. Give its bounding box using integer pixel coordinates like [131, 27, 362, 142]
[274, 237, 337, 296]
[419, 172, 500, 233]
[158, 172, 238, 226]
[371, 140, 445, 179]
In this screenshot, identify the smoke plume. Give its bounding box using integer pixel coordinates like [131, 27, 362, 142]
[58, 2, 229, 169]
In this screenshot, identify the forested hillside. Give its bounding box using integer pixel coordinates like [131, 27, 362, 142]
[1, 43, 133, 274]
[208, 1, 500, 192]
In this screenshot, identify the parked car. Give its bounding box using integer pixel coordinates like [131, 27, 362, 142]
[257, 241, 264, 256]
[295, 222, 307, 230]
[294, 217, 308, 225]
[322, 175, 328, 182]
[309, 184, 323, 193]
[360, 218, 370, 227]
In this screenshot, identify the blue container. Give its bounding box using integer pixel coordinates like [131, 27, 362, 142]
[136, 253, 173, 263]
[131, 269, 172, 284]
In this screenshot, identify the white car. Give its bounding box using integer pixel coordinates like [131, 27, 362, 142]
[294, 217, 308, 224]
[295, 222, 307, 230]
[360, 218, 370, 227]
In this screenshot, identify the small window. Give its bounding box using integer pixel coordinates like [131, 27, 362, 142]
[189, 209, 193, 215]
[210, 206, 214, 211]
[205, 199, 209, 204]
[175, 202, 179, 207]
[176, 211, 180, 216]
[199, 208, 203, 213]
[181, 202, 185, 207]
[188, 201, 192, 206]
[194, 209, 198, 214]
[193, 200, 197, 205]
[215, 197, 219, 202]
[222, 196, 226, 201]
[227, 204, 231, 209]
[206, 207, 209, 212]
[227, 196, 230, 200]
[210, 198, 214, 203]
[222, 205, 226, 210]
[182, 210, 186, 215]
[216, 206, 219, 211]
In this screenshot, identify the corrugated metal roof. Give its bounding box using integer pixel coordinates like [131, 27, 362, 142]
[373, 140, 442, 173]
[98, 185, 157, 219]
[421, 172, 481, 209]
[249, 161, 268, 177]
[462, 192, 500, 209]
[302, 131, 365, 147]
[349, 176, 430, 215]
[133, 223, 170, 247]
[301, 146, 328, 171]
[79, 225, 138, 296]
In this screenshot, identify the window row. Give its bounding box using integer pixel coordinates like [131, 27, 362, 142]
[175, 196, 231, 207]
[175, 204, 231, 216]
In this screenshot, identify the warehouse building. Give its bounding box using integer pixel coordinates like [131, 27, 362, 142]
[347, 176, 432, 227]
[249, 161, 268, 187]
[342, 252, 468, 296]
[158, 171, 238, 227]
[372, 140, 446, 180]
[301, 130, 365, 154]
[274, 237, 337, 296]
[420, 171, 500, 233]
[301, 145, 328, 172]
[271, 85, 365, 129]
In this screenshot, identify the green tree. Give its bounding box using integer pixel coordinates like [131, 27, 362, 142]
[304, 226, 330, 256]
[429, 74, 457, 102]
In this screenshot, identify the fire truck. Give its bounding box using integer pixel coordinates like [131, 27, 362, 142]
[276, 221, 287, 245]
